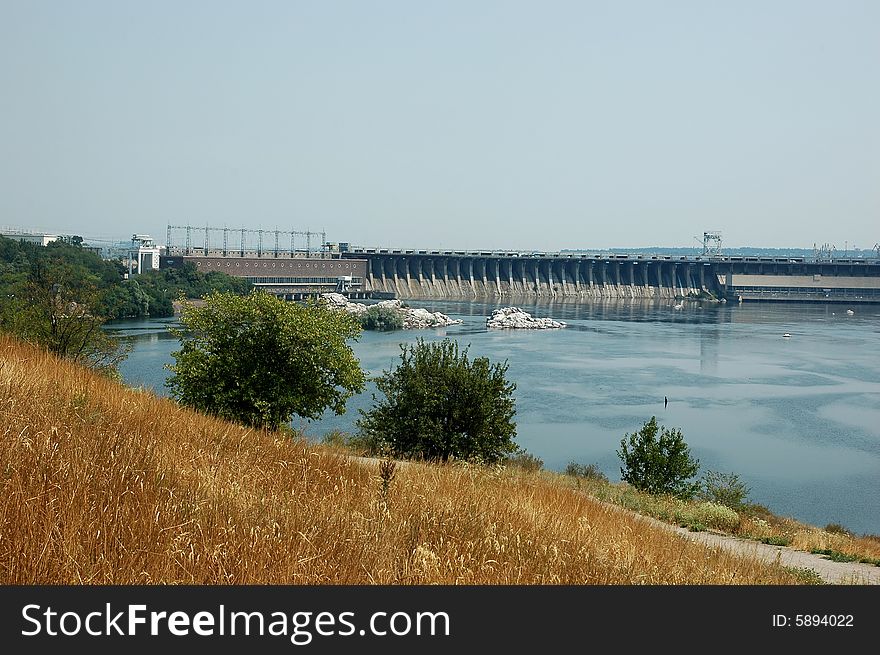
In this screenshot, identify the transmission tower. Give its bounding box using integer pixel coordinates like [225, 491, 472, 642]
[701, 231, 723, 257]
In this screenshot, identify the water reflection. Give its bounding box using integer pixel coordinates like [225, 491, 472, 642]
[700, 327, 720, 375]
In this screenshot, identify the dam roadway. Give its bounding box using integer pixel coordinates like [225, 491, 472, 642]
[339, 248, 880, 303]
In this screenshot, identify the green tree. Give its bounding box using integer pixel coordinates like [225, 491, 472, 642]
[166, 290, 366, 430]
[356, 338, 518, 463]
[616, 416, 700, 498]
[100, 280, 151, 320]
[1, 264, 130, 376]
[136, 264, 252, 317]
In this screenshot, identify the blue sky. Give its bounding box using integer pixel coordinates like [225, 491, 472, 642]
[1, 1, 877, 251]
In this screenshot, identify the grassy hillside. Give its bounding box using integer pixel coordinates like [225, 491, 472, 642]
[0, 334, 864, 584]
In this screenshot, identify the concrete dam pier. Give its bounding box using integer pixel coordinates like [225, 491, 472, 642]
[344, 251, 723, 300]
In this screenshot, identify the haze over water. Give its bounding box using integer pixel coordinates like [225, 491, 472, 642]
[111, 300, 880, 536]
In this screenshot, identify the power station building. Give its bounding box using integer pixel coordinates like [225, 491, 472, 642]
[159, 254, 369, 299]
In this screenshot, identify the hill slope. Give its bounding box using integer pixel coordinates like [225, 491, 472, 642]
[0, 335, 824, 584]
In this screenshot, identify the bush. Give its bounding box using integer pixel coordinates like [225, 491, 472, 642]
[692, 502, 741, 532]
[699, 470, 750, 510]
[824, 523, 854, 537]
[616, 416, 700, 499]
[359, 305, 404, 331]
[356, 338, 518, 463]
[503, 449, 544, 473]
[564, 462, 608, 482]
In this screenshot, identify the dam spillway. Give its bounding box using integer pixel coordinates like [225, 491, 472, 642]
[343, 251, 723, 300]
[340, 249, 880, 302]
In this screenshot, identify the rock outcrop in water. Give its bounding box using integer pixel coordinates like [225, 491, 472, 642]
[319, 293, 462, 329]
[486, 307, 566, 329]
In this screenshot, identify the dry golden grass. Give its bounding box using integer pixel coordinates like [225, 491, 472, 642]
[0, 335, 821, 584]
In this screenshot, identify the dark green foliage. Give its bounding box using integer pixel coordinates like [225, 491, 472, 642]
[166, 291, 365, 430]
[616, 416, 700, 499]
[136, 263, 253, 317]
[356, 338, 518, 464]
[564, 462, 609, 482]
[0, 260, 129, 376]
[358, 304, 404, 331]
[503, 449, 544, 473]
[0, 236, 249, 322]
[100, 280, 151, 320]
[698, 470, 750, 510]
[759, 536, 791, 546]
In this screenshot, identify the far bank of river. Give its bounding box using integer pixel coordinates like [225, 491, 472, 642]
[108, 298, 880, 536]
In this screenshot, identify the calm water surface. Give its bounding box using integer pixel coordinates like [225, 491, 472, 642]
[109, 299, 880, 535]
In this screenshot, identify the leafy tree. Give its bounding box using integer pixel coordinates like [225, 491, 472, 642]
[1, 263, 130, 376]
[166, 290, 366, 430]
[616, 416, 700, 498]
[101, 280, 151, 320]
[136, 264, 252, 317]
[356, 338, 518, 463]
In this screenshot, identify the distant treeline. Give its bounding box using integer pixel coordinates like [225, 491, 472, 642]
[0, 235, 251, 321]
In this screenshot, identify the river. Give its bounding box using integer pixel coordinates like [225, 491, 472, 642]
[107, 299, 880, 536]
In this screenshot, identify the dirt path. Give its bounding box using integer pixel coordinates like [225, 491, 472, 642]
[657, 519, 880, 585]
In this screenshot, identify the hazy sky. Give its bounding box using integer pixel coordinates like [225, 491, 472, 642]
[1, 1, 877, 251]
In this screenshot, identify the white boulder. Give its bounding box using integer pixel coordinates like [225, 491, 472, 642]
[319, 292, 368, 315]
[486, 307, 566, 329]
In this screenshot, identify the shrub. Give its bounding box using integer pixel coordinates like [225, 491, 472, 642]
[699, 470, 750, 510]
[356, 338, 518, 464]
[339, 431, 386, 457]
[692, 502, 741, 532]
[616, 417, 700, 499]
[824, 523, 854, 537]
[503, 449, 544, 473]
[784, 568, 825, 585]
[320, 430, 349, 448]
[359, 305, 404, 331]
[564, 462, 609, 482]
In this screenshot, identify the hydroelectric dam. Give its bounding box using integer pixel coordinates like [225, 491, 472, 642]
[157, 222, 880, 304]
[339, 248, 880, 303]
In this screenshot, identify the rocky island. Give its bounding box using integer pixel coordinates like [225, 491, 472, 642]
[486, 307, 566, 329]
[319, 293, 462, 329]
